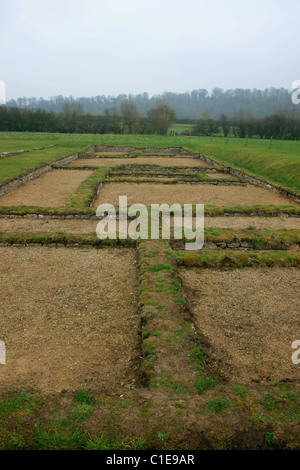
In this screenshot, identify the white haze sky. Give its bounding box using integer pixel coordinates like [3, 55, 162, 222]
[1, 0, 300, 100]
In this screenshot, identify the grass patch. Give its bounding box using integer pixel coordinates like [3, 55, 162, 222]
[189, 346, 205, 370]
[207, 398, 230, 413]
[233, 385, 248, 399]
[0, 390, 42, 419]
[194, 376, 218, 392]
[261, 392, 278, 411]
[148, 263, 173, 273]
[84, 434, 147, 450]
[32, 423, 85, 450]
[74, 390, 95, 405]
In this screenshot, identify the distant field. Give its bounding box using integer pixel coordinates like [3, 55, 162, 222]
[168, 123, 194, 134]
[0, 132, 299, 193]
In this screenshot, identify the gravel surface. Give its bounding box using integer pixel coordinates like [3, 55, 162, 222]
[0, 170, 93, 208]
[180, 267, 300, 384]
[203, 216, 300, 229]
[0, 246, 139, 392]
[93, 182, 298, 207]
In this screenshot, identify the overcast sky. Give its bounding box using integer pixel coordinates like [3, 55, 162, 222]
[1, 0, 300, 100]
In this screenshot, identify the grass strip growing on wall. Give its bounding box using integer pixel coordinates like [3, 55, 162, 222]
[1, 228, 299, 250]
[0, 231, 135, 247]
[174, 250, 300, 269]
[0, 204, 299, 218]
[173, 227, 300, 250]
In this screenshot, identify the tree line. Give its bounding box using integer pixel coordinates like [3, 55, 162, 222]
[190, 109, 300, 140]
[0, 100, 176, 135]
[0, 101, 299, 140]
[6, 87, 300, 120]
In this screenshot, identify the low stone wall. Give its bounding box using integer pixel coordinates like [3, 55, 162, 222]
[0, 151, 83, 197]
[32, 145, 54, 150]
[88, 145, 136, 153]
[0, 150, 29, 159]
[88, 146, 197, 155]
[173, 181, 246, 186]
[196, 153, 300, 203]
[227, 167, 300, 204]
[172, 239, 299, 251]
[90, 181, 105, 208]
[198, 153, 219, 167]
[111, 165, 211, 174]
[0, 145, 54, 159]
[0, 213, 98, 220]
[141, 147, 186, 154]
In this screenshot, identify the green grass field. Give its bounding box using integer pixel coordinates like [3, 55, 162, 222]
[0, 132, 299, 193]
